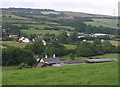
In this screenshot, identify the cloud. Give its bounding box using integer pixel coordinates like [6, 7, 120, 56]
[1, 0, 119, 16]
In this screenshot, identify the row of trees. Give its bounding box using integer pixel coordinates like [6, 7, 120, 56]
[76, 40, 118, 57]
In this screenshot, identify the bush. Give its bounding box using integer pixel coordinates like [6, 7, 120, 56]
[69, 53, 75, 60]
[18, 63, 26, 69]
[18, 63, 32, 69]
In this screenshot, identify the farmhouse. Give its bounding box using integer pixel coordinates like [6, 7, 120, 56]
[64, 16, 74, 19]
[78, 35, 85, 38]
[92, 33, 109, 37]
[84, 58, 117, 63]
[9, 35, 18, 38]
[40, 57, 60, 64]
[19, 37, 30, 43]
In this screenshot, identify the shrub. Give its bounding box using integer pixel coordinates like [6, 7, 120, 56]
[69, 53, 75, 60]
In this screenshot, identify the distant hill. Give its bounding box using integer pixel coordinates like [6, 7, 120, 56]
[60, 11, 117, 19]
[2, 8, 117, 19]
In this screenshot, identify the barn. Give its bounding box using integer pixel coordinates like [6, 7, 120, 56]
[40, 57, 61, 64]
[84, 58, 117, 63]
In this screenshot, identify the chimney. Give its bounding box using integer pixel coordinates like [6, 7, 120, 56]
[45, 55, 47, 58]
[53, 54, 55, 58]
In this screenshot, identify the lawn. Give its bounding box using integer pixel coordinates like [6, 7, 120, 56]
[2, 61, 118, 85]
[85, 19, 118, 29]
[20, 30, 59, 35]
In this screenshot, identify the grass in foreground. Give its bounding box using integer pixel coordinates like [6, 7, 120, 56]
[2, 62, 118, 85]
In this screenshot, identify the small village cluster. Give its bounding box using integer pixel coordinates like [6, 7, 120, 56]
[7, 32, 109, 43]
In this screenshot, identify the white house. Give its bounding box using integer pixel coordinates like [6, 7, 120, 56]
[83, 39, 86, 42]
[22, 38, 30, 43]
[93, 33, 108, 37]
[78, 36, 85, 38]
[9, 35, 18, 38]
[19, 37, 25, 41]
[19, 37, 30, 43]
[42, 40, 46, 45]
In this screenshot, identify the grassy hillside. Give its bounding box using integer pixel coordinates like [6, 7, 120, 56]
[2, 41, 28, 48]
[62, 11, 112, 17]
[20, 30, 59, 34]
[63, 44, 76, 49]
[60, 53, 118, 60]
[57, 26, 74, 30]
[29, 24, 54, 30]
[85, 19, 118, 29]
[3, 19, 38, 24]
[87, 40, 118, 47]
[2, 61, 118, 85]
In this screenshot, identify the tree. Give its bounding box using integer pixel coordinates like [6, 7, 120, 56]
[74, 19, 86, 32]
[93, 39, 101, 46]
[25, 40, 45, 56]
[46, 41, 68, 57]
[70, 31, 78, 43]
[76, 42, 97, 57]
[95, 44, 105, 55]
[66, 37, 72, 44]
[57, 31, 68, 44]
[2, 46, 37, 66]
[102, 40, 113, 53]
[69, 53, 75, 60]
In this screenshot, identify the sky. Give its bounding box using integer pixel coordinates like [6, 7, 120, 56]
[1, 0, 120, 16]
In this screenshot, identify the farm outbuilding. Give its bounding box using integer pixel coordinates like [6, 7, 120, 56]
[40, 57, 61, 64]
[84, 58, 117, 63]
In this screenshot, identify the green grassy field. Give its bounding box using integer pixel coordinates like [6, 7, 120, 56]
[20, 30, 59, 35]
[2, 61, 118, 85]
[43, 21, 60, 25]
[62, 11, 110, 17]
[85, 19, 118, 29]
[2, 41, 28, 48]
[60, 53, 118, 60]
[87, 40, 118, 47]
[3, 19, 38, 24]
[3, 15, 28, 20]
[57, 26, 74, 30]
[63, 44, 76, 49]
[92, 53, 118, 59]
[29, 24, 54, 29]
